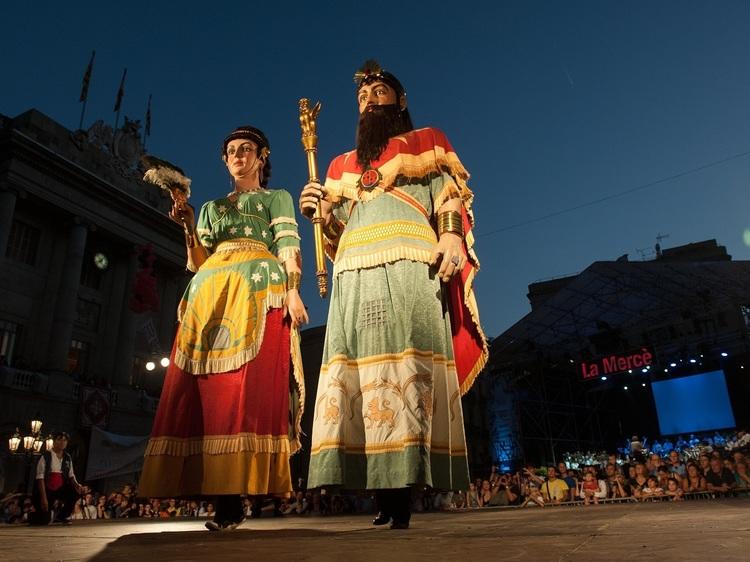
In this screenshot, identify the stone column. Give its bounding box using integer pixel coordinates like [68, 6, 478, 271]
[46, 220, 88, 372]
[0, 185, 18, 258]
[113, 249, 139, 387]
[158, 276, 180, 356]
[98, 253, 131, 384]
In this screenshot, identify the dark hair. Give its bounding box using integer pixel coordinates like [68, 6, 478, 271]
[52, 431, 70, 440]
[222, 125, 272, 187]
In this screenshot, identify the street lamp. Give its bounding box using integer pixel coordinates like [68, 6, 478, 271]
[8, 429, 21, 454]
[9, 419, 46, 456]
[45, 434, 54, 452]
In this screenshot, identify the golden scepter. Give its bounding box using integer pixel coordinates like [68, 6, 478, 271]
[298, 98, 327, 298]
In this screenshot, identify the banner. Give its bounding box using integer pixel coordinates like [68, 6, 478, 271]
[85, 427, 149, 481]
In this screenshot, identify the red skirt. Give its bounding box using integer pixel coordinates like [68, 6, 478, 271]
[139, 309, 295, 497]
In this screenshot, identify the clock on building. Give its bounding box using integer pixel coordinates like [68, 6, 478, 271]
[93, 252, 109, 270]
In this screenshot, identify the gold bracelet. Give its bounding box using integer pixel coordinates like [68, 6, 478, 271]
[287, 271, 302, 291]
[437, 210, 464, 237]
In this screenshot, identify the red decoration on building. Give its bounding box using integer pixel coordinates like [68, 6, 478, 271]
[129, 244, 160, 313]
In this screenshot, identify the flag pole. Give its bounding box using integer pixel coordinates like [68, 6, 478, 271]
[114, 68, 127, 130]
[143, 94, 152, 151]
[78, 50, 95, 130]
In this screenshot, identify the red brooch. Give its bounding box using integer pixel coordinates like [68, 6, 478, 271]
[360, 169, 382, 190]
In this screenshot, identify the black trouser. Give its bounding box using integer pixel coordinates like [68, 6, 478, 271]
[30, 484, 78, 525]
[214, 495, 244, 525]
[375, 488, 411, 524]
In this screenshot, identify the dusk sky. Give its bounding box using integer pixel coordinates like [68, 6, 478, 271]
[3, 1, 750, 337]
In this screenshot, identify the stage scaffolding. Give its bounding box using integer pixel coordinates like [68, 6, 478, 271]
[485, 246, 750, 468]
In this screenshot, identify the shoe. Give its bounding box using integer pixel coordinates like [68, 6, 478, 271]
[205, 521, 221, 532]
[372, 512, 391, 526]
[223, 521, 239, 531]
[390, 521, 410, 530]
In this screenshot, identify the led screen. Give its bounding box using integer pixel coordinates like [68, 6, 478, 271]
[651, 370, 736, 435]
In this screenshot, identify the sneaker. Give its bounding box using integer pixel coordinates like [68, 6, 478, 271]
[205, 521, 222, 532]
[372, 512, 391, 526]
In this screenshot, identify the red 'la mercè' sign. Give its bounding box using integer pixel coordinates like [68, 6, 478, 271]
[580, 348, 654, 380]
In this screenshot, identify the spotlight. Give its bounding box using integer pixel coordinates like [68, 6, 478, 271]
[642, 368, 648, 373]
[601, 376, 607, 381]
[623, 386, 628, 390]
[160, 357, 170, 368]
[641, 383, 646, 387]
[670, 363, 677, 367]
[628, 369, 632, 374]
[664, 368, 668, 372]
[689, 359, 697, 364]
[721, 352, 728, 358]
[145, 361, 156, 371]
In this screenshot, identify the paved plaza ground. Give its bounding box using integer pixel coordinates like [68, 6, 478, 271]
[1, 498, 748, 561]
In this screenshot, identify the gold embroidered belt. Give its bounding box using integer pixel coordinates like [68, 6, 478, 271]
[214, 238, 270, 254]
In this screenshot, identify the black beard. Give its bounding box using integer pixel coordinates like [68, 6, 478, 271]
[356, 104, 411, 169]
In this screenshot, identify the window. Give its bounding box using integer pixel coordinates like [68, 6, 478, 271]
[6, 220, 41, 266]
[76, 298, 101, 331]
[0, 320, 21, 366]
[68, 339, 90, 376]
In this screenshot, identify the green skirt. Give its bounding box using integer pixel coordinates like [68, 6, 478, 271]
[307, 260, 469, 490]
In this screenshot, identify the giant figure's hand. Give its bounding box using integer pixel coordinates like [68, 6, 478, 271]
[299, 182, 332, 219]
[430, 232, 465, 283]
[284, 290, 309, 329]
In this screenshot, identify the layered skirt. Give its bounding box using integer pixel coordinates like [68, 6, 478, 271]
[307, 260, 470, 491]
[139, 242, 303, 498]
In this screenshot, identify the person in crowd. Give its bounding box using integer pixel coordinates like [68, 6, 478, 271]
[115, 497, 133, 519]
[139, 124, 307, 532]
[698, 454, 711, 476]
[478, 480, 493, 507]
[81, 493, 97, 519]
[605, 463, 630, 498]
[531, 467, 569, 505]
[682, 463, 707, 492]
[656, 466, 671, 489]
[95, 495, 108, 519]
[734, 461, 750, 489]
[300, 59, 487, 531]
[558, 463, 578, 501]
[665, 478, 684, 501]
[466, 482, 480, 508]
[580, 472, 600, 505]
[521, 480, 545, 508]
[639, 476, 664, 500]
[283, 491, 309, 515]
[705, 458, 736, 493]
[667, 450, 687, 478]
[30, 431, 87, 525]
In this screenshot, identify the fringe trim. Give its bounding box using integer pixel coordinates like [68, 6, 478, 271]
[276, 246, 300, 263]
[273, 230, 301, 243]
[457, 259, 490, 397]
[332, 245, 433, 276]
[145, 433, 291, 457]
[269, 216, 298, 227]
[173, 291, 286, 375]
[289, 329, 305, 455]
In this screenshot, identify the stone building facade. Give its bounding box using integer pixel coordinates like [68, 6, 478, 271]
[0, 109, 189, 490]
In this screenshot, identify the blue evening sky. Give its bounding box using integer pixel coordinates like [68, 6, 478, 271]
[2, 1, 750, 337]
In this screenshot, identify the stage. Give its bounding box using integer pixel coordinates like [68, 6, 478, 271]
[1, 498, 748, 561]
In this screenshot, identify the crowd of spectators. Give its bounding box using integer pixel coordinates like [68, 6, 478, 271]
[0, 484, 378, 525]
[2, 429, 748, 524]
[432, 429, 750, 510]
